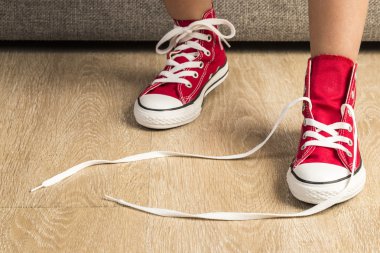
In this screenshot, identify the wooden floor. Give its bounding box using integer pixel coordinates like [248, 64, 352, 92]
[0, 42, 379, 252]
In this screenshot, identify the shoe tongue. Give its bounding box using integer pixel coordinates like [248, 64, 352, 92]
[309, 55, 354, 124]
[174, 7, 216, 27]
[174, 19, 196, 27]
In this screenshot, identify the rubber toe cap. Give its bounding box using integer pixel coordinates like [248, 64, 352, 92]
[292, 163, 351, 184]
[138, 94, 183, 110]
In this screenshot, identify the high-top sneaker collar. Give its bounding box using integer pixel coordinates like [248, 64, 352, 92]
[308, 55, 354, 124]
[170, 7, 218, 61]
[174, 8, 216, 27]
[168, 7, 217, 62]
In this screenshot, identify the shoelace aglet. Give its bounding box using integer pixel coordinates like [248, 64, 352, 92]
[223, 40, 231, 48]
[103, 195, 118, 202]
[30, 184, 44, 192]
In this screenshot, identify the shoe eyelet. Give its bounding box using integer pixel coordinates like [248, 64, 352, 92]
[186, 84, 192, 88]
[301, 145, 306, 150]
[193, 72, 199, 78]
[347, 152, 352, 157]
[348, 139, 353, 146]
[302, 133, 307, 139]
[348, 125, 353, 132]
[205, 50, 211, 56]
[207, 35, 212, 42]
[199, 62, 204, 69]
[303, 119, 307, 126]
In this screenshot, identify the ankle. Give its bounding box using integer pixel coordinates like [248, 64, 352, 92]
[164, 1, 213, 20]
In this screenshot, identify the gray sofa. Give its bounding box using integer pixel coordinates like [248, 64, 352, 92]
[0, 0, 379, 41]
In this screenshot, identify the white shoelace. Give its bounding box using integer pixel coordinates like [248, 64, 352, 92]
[152, 19, 235, 88]
[302, 115, 354, 157]
[30, 97, 358, 221]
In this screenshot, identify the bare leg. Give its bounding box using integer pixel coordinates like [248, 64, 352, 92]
[163, 0, 212, 20]
[309, 0, 369, 60]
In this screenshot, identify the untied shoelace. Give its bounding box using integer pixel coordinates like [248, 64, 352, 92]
[30, 97, 359, 221]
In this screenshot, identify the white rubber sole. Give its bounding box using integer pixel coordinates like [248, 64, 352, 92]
[134, 63, 229, 129]
[286, 165, 366, 204]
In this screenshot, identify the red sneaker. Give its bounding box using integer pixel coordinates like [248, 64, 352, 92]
[287, 55, 366, 204]
[134, 8, 235, 129]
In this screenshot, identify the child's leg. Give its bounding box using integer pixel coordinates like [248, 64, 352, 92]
[163, 0, 212, 20]
[309, 0, 369, 60]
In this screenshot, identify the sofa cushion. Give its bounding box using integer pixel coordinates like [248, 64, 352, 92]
[0, 0, 379, 41]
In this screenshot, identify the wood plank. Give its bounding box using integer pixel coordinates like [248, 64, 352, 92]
[0, 206, 378, 252]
